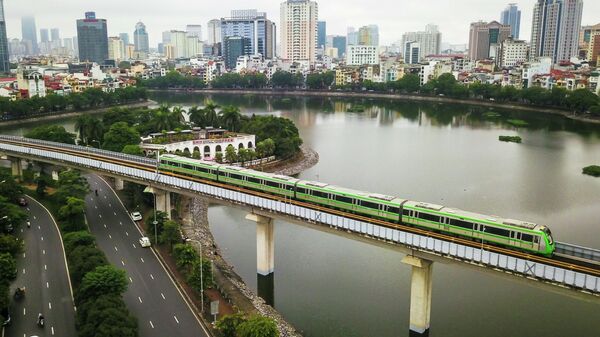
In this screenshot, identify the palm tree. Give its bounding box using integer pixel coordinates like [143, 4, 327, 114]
[170, 106, 186, 127]
[74, 115, 92, 145]
[153, 109, 173, 132]
[87, 117, 105, 147]
[219, 105, 242, 132]
[202, 101, 220, 127]
[188, 106, 206, 127]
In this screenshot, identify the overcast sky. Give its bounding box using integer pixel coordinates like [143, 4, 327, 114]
[5, 0, 600, 47]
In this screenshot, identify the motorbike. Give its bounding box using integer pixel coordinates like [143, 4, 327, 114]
[13, 287, 25, 300]
[37, 313, 44, 327]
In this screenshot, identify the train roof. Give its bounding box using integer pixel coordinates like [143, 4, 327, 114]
[160, 154, 223, 168]
[404, 200, 538, 230]
[298, 180, 406, 204]
[219, 165, 301, 183]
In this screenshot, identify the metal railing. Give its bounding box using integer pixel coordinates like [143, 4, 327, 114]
[555, 242, 600, 265]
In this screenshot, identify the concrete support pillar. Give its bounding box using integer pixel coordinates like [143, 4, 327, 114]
[9, 157, 22, 179]
[402, 255, 433, 336]
[246, 213, 274, 276]
[155, 190, 172, 220]
[114, 178, 124, 191]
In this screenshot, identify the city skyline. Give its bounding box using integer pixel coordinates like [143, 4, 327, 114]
[5, 0, 600, 48]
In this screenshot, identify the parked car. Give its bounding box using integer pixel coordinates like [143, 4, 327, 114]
[139, 237, 151, 248]
[131, 211, 142, 221]
[18, 197, 28, 206]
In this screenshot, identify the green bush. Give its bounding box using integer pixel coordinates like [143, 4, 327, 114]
[582, 165, 600, 177]
[499, 136, 522, 143]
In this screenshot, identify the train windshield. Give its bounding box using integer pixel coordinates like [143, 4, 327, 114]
[542, 227, 554, 245]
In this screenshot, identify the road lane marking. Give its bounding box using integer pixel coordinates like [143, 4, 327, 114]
[119, 221, 123, 225]
[114, 246, 118, 252]
[125, 231, 129, 236]
[113, 212, 116, 216]
[161, 293, 165, 300]
[94, 205, 97, 209]
[150, 274, 154, 280]
[22, 268, 25, 274]
[104, 195, 107, 199]
[22, 252, 25, 258]
[23, 307, 25, 315]
[140, 257, 144, 263]
[43, 249, 46, 255]
[108, 234, 112, 239]
[104, 224, 107, 228]
[129, 277, 133, 283]
[174, 315, 179, 324]
[41, 236, 44, 241]
[52, 326, 55, 335]
[20, 228, 23, 233]
[138, 297, 143, 303]
[121, 260, 125, 266]
[33, 216, 36, 220]
[27, 207, 30, 211]
[48, 301, 52, 309]
[132, 243, 136, 248]
[38, 225, 40, 230]
[44, 264, 47, 270]
[149, 321, 154, 328]
[46, 282, 49, 288]
[99, 214, 102, 218]
[109, 203, 112, 207]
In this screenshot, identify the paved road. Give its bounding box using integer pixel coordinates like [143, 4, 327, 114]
[5, 196, 76, 337]
[84, 174, 209, 337]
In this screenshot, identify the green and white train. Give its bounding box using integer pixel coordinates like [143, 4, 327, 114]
[159, 154, 556, 256]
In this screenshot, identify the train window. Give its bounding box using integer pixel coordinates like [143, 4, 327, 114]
[402, 209, 411, 216]
[297, 188, 307, 194]
[418, 212, 440, 223]
[247, 177, 261, 184]
[265, 180, 279, 188]
[335, 194, 353, 204]
[359, 200, 379, 209]
[388, 206, 400, 214]
[449, 219, 473, 230]
[521, 233, 533, 242]
[230, 173, 243, 180]
[197, 166, 208, 173]
[312, 190, 329, 199]
[183, 164, 194, 170]
[483, 226, 510, 237]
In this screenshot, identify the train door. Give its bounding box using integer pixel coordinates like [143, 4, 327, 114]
[377, 204, 386, 219]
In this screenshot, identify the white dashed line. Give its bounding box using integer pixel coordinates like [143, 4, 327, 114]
[104, 224, 107, 228]
[114, 246, 118, 252]
[20, 228, 23, 233]
[161, 293, 165, 300]
[174, 316, 179, 324]
[113, 212, 116, 216]
[125, 231, 129, 236]
[121, 260, 125, 266]
[104, 195, 107, 199]
[132, 243, 136, 248]
[52, 326, 55, 335]
[109, 203, 111, 207]
[26, 208, 30, 211]
[150, 274, 154, 280]
[43, 249, 46, 255]
[23, 307, 25, 315]
[138, 297, 143, 303]
[140, 257, 144, 263]
[22, 268, 25, 274]
[99, 214, 102, 218]
[41, 236, 44, 241]
[94, 205, 97, 209]
[108, 234, 112, 239]
[48, 302, 52, 309]
[149, 321, 154, 328]
[44, 264, 47, 270]
[46, 282, 49, 288]
[22, 252, 25, 258]
[38, 225, 41, 230]
[33, 216, 36, 220]
[129, 277, 133, 283]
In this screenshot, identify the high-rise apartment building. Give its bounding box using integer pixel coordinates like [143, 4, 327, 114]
[401, 24, 442, 60]
[220, 9, 276, 59]
[500, 37, 528, 67]
[51, 28, 60, 42]
[404, 41, 421, 64]
[223, 36, 252, 69]
[21, 16, 38, 55]
[317, 21, 326, 49]
[468, 21, 511, 61]
[500, 3, 521, 39]
[119, 33, 130, 46]
[530, 0, 583, 63]
[358, 25, 379, 46]
[108, 36, 125, 61]
[186, 25, 202, 40]
[0, 0, 8, 73]
[207, 19, 222, 45]
[332, 35, 346, 57]
[165, 30, 187, 58]
[134, 22, 149, 53]
[40, 28, 49, 43]
[76, 12, 108, 64]
[280, 0, 318, 64]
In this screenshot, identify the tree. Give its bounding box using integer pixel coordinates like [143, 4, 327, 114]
[187, 258, 213, 292]
[0, 173, 23, 204]
[566, 89, 599, 113]
[396, 74, 421, 93]
[0, 234, 23, 256]
[77, 265, 128, 304]
[0, 196, 28, 232]
[225, 145, 238, 163]
[145, 211, 169, 241]
[77, 294, 138, 337]
[63, 231, 96, 253]
[58, 197, 87, 232]
[215, 152, 224, 163]
[172, 244, 199, 270]
[216, 312, 247, 337]
[160, 220, 181, 250]
[219, 105, 242, 132]
[67, 246, 108, 287]
[102, 122, 141, 152]
[590, 105, 600, 117]
[202, 101, 220, 127]
[54, 170, 89, 204]
[25, 125, 76, 144]
[236, 315, 280, 337]
[0, 253, 17, 284]
[256, 139, 276, 158]
[188, 106, 206, 127]
[121, 145, 144, 156]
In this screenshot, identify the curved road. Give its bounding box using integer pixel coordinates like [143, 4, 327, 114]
[84, 174, 209, 337]
[5, 196, 76, 337]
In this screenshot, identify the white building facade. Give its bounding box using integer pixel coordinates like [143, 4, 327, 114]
[401, 24, 441, 60]
[500, 38, 528, 67]
[346, 45, 379, 65]
[280, 0, 318, 64]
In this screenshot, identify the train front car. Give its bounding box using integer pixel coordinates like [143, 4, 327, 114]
[536, 225, 556, 257]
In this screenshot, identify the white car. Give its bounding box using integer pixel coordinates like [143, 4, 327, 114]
[131, 211, 142, 221]
[139, 237, 151, 248]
